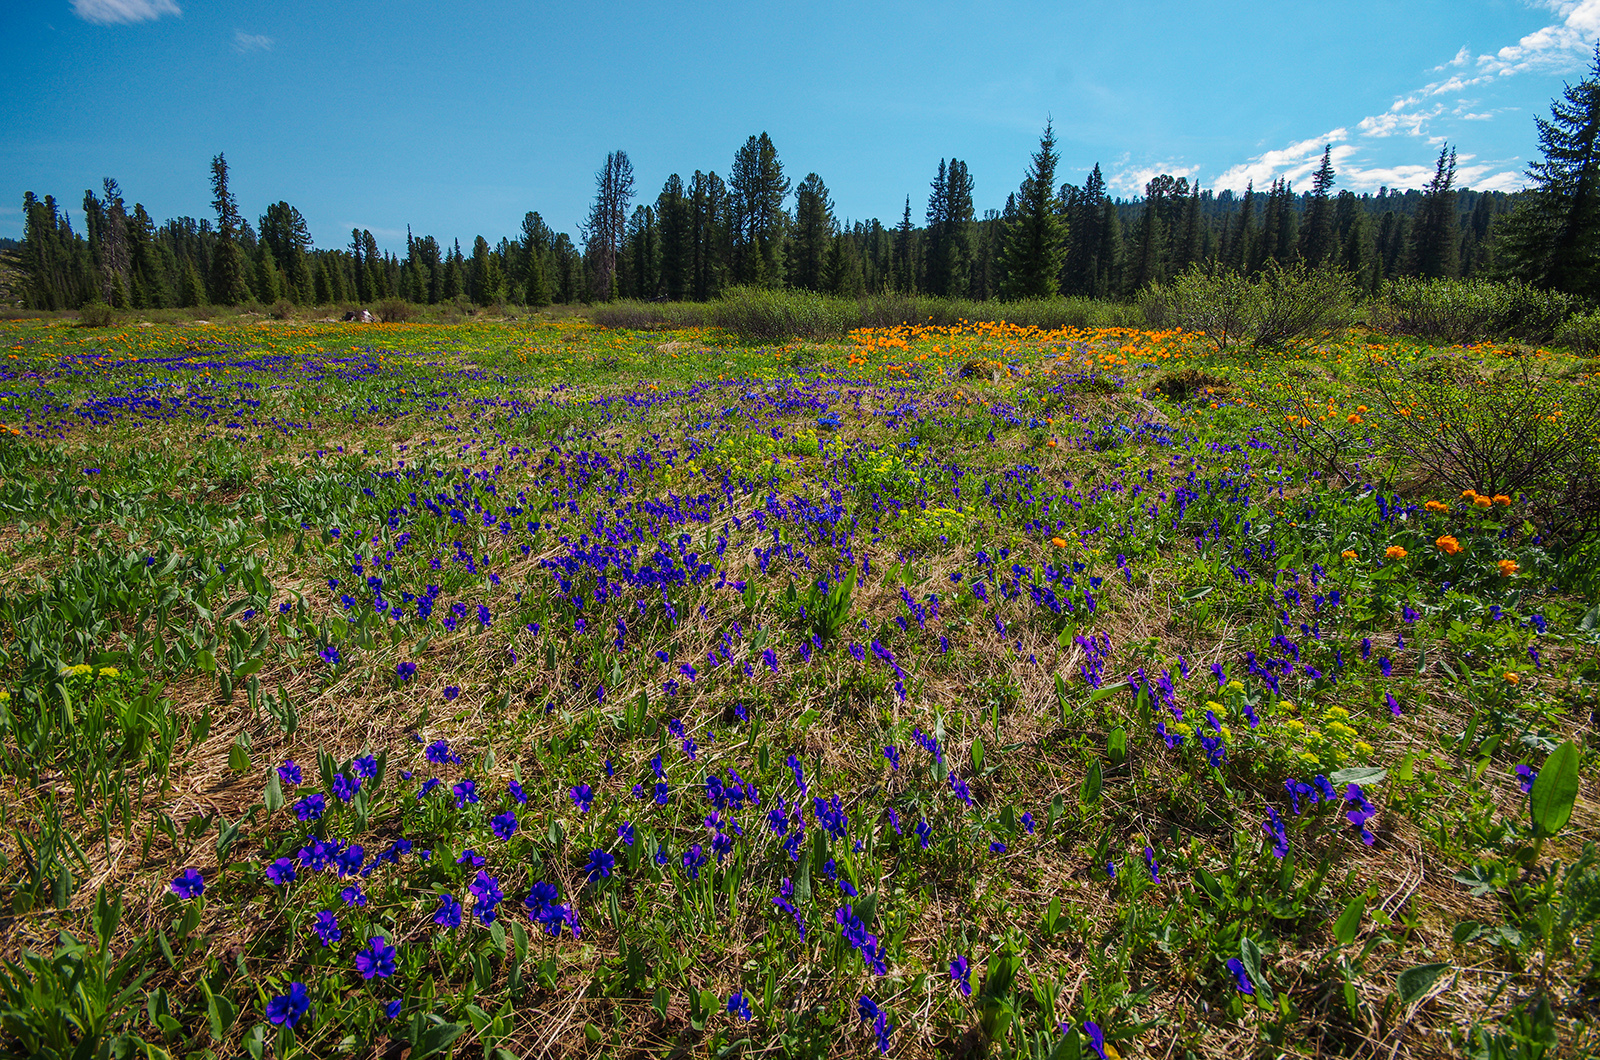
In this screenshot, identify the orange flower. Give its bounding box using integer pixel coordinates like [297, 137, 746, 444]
[1492, 494, 1511, 506]
[1385, 546, 1408, 559]
[1460, 489, 1479, 500]
[1341, 549, 1357, 560]
[1498, 559, 1519, 576]
[1436, 535, 1463, 555]
[1425, 500, 1450, 513]
[1504, 671, 1520, 685]
[1050, 537, 1068, 548]
[1473, 494, 1493, 508]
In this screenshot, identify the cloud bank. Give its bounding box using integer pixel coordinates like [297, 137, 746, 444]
[71, 0, 181, 26]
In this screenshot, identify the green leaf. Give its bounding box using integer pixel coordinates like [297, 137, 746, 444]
[1106, 726, 1127, 764]
[412, 1021, 465, 1060]
[1240, 936, 1270, 999]
[1396, 963, 1449, 1005]
[1087, 680, 1130, 706]
[1329, 766, 1387, 787]
[1529, 740, 1580, 839]
[1333, 893, 1365, 946]
[971, 736, 985, 774]
[1079, 759, 1103, 804]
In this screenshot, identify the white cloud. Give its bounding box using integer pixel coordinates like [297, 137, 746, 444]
[71, 0, 180, 25]
[1358, 104, 1445, 138]
[1478, 0, 1600, 75]
[1106, 162, 1202, 196]
[233, 31, 273, 53]
[1434, 44, 1473, 71]
[1209, 131, 1352, 193]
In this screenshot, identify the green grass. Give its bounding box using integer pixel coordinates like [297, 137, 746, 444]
[0, 312, 1595, 1059]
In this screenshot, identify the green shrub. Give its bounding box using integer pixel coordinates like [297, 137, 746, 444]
[708, 287, 854, 341]
[76, 301, 115, 328]
[1555, 309, 1600, 355]
[374, 297, 417, 323]
[1143, 262, 1354, 351]
[1370, 278, 1582, 344]
[589, 300, 709, 330]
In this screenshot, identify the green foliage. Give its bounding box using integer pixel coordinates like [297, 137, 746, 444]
[999, 122, 1068, 299]
[1142, 261, 1354, 351]
[1554, 308, 1600, 354]
[1371, 278, 1582, 343]
[1529, 740, 1579, 840]
[76, 301, 114, 328]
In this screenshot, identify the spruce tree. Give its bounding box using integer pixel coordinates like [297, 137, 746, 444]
[1493, 44, 1600, 299]
[1298, 146, 1338, 267]
[998, 121, 1068, 299]
[207, 153, 254, 304]
[789, 173, 834, 292]
[729, 134, 789, 288]
[1408, 144, 1460, 279]
[1060, 163, 1107, 296]
[255, 244, 285, 303]
[892, 197, 916, 293]
[520, 212, 553, 306]
[656, 177, 692, 301]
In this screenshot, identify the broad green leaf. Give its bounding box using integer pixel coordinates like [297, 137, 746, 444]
[1079, 759, 1103, 804]
[1329, 766, 1387, 787]
[1529, 740, 1579, 838]
[1333, 893, 1365, 946]
[1396, 963, 1449, 1005]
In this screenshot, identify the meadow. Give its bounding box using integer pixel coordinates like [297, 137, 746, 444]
[0, 309, 1594, 1060]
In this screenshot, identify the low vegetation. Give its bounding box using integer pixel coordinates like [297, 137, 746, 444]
[0, 312, 1594, 1059]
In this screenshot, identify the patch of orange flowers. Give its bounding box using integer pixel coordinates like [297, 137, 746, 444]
[1436, 535, 1463, 555]
[1498, 559, 1519, 577]
[1385, 546, 1408, 559]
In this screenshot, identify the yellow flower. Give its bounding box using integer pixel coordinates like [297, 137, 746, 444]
[1436, 535, 1463, 555]
[1353, 741, 1375, 756]
[1226, 679, 1244, 692]
[1298, 752, 1322, 767]
[1205, 700, 1223, 711]
[1279, 699, 1296, 713]
[97, 666, 119, 678]
[1323, 706, 1349, 720]
[1504, 671, 1520, 685]
[1284, 718, 1305, 733]
[1050, 536, 1068, 548]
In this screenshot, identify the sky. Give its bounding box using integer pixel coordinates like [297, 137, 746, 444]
[2, 0, 1598, 253]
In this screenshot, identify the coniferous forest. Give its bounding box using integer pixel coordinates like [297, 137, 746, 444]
[7, 53, 1599, 317]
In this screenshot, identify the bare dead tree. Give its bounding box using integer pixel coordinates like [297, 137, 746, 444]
[582, 151, 634, 302]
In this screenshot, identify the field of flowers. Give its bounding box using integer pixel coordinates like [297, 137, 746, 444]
[0, 314, 1595, 1059]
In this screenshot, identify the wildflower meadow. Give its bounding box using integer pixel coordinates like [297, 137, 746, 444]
[0, 312, 1595, 1059]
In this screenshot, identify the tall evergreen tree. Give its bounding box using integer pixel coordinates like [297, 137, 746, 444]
[924, 159, 974, 296]
[892, 197, 917, 293]
[583, 150, 634, 301]
[1227, 182, 1256, 271]
[689, 171, 728, 301]
[998, 121, 1068, 299]
[1494, 45, 1600, 299]
[1060, 164, 1107, 296]
[729, 133, 790, 287]
[519, 212, 553, 306]
[1298, 146, 1338, 267]
[789, 173, 834, 292]
[1408, 144, 1460, 279]
[656, 176, 693, 301]
[208, 154, 254, 304]
[626, 205, 660, 299]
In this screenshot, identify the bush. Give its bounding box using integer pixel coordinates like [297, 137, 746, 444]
[1143, 262, 1355, 351]
[588, 300, 709, 330]
[1555, 309, 1600, 355]
[76, 301, 114, 328]
[268, 298, 295, 320]
[708, 287, 854, 342]
[1281, 352, 1600, 543]
[374, 297, 416, 323]
[1370, 278, 1582, 344]
[1152, 368, 1229, 402]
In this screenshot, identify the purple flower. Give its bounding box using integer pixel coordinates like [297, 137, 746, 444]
[1226, 957, 1255, 995]
[452, 779, 478, 809]
[570, 784, 595, 812]
[396, 661, 417, 682]
[266, 858, 297, 886]
[1516, 764, 1536, 793]
[425, 740, 457, 764]
[170, 868, 204, 899]
[508, 780, 527, 804]
[950, 955, 972, 996]
[318, 644, 341, 666]
[312, 909, 341, 946]
[491, 810, 519, 840]
[584, 848, 616, 882]
[1143, 845, 1160, 883]
[294, 793, 326, 821]
[469, 870, 504, 923]
[277, 760, 302, 785]
[340, 884, 366, 907]
[355, 936, 397, 979]
[1021, 812, 1035, 834]
[385, 999, 402, 1020]
[727, 992, 752, 1020]
[433, 892, 462, 928]
[618, 821, 636, 846]
[882, 745, 900, 770]
[443, 685, 460, 701]
[265, 982, 311, 1027]
[1082, 1020, 1108, 1060]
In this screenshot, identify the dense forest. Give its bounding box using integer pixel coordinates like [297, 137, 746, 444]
[8, 46, 1599, 313]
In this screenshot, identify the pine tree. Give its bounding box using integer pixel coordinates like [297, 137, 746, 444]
[207, 153, 253, 305]
[583, 151, 635, 301]
[822, 232, 865, 297]
[729, 133, 790, 288]
[998, 121, 1068, 299]
[1494, 44, 1600, 299]
[1060, 164, 1107, 296]
[255, 244, 285, 303]
[892, 197, 917, 293]
[689, 171, 728, 301]
[656, 176, 692, 301]
[789, 173, 834, 292]
[1408, 144, 1460, 279]
[1227, 182, 1256, 271]
[627, 206, 659, 299]
[519, 212, 553, 306]
[924, 159, 974, 297]
[1298, 146, 1338, 267]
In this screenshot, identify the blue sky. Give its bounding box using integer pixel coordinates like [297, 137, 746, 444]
[2, 1, 1598, 253]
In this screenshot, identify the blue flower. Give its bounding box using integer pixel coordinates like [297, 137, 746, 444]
[618, 821, 636, 846]
[312, 909, 341, 947]
[340, 884, 367, 907]
[452, 779, 478, 809]
[491, 810, 519, 840]
[508, 780, 527, 804]
[1226, 957, 1255, 995]
[443, 686, 460, 701]
[169, 868, 204, 899]
[469, 870, 504, 924]
[570, 784, 595, 812]
[396, 661, 417, 682]
[682, 843, 706, 880]
[1515, 764, 1537, 793]
[385, 999, 402, 1020]
[265, 982, 311, 1027]
[584, 848, 616, 882]
[950, 955, 971, 996]
[266, 857, 297, 886]
[433, 892, 462, 929]
[1143, 845, 1160, 883]
[727, 992, 752, 1020]
[277, 760, 302, 785]
[355, 936, 397, 979]
[293, 793, 326, 821]
[882, 745, 900, 770]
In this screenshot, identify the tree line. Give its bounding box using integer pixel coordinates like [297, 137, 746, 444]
[10, 48, 1598, 312]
